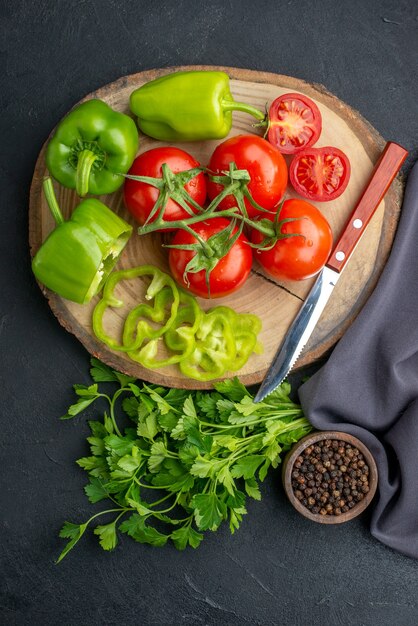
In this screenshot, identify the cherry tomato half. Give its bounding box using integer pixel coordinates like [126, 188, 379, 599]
[207, 135, 288, 218]
[289, 146, 351, 202]
[123, 147, 206, 227]
[168, 217, 253, 299]
[267, 93, 322, 154]
[251, 199, 333, 281]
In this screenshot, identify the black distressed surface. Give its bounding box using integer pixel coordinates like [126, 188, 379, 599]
[1, 1, 418, 624]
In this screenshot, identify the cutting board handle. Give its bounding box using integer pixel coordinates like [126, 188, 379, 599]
[326, 142, 408, 273]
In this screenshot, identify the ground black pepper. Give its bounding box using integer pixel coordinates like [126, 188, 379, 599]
[291, 439, 370, 516]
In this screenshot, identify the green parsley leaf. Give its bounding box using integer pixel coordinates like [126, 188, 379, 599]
[122, 396, 141, 419]
[114, 372, 137, 387]
[226, 490, 247, 533]
[103, 412, 114, 434]
[190, 455, 217, 478]
[137, 412, 159, 440]
[157, 411, 178, 432]
[104, 434, 135, 457]
[60, 395, 98, 420]
[148, 441, 170, 472]
[244, 478, 261, 501]
[94, 521, 118, 551]
[87, 436, 105, 456]
[126, 499, 154, 516]
[84, 477, 109, 503]
[56, 522, 88, 563]
[76, 455, 108, 477]
[192, 493, 226, 531]
[230, 455, 264, 480]
[217, 465, 236, 496]
[195, 392, 222, 420]
[171, 525, 203, 550]
[214, 377, 250, 402]
[74, 383, 99, 397]
[258, 459, 271, 482]
[88, 420, 108, 438]
[89, 358, 119, 383]
[115, 454, 141, 474]
[119, 514, 168, 547]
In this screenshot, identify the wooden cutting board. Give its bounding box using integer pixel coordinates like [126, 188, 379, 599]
[29, 65, 404, 389]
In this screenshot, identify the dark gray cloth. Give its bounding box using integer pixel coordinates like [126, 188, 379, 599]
[298, 160, 418, 559]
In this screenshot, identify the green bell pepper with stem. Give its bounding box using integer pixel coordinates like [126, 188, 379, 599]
[130, 70, 266, 142]
[46, 99, 139, 197]
[32, 178, 132, 304]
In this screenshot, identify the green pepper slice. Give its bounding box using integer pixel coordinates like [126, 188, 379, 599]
[92, 266, 179, 352]
[179, 308, 237, 381]
[32, 178, 132, 304]
[130, 71, 265, 142]
[46, 99, 139, 197]
[127, 290, 203, 368]
[211, 307, 263, 371]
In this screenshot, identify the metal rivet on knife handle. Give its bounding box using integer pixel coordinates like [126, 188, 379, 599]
[326, 142, 408, 274]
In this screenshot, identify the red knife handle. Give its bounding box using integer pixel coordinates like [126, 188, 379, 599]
[326, 142, 408, 273]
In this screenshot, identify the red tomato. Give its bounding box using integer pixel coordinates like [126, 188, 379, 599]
[206, 135, 288, 218]
[267, 92, 322, 154]
[168, 218, 253, 298]
[123, 147, 206, 227]
[251, 199, 333, 281]
[289, 146, 351, 202]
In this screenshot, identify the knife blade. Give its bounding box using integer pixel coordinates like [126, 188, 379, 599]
[254, 141, 408, 403]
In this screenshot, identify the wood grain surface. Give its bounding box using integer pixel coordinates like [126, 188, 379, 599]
[28, 65, 404, 389]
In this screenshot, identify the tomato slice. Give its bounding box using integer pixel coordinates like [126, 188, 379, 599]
[289, 146, 351, 202]
[267, 93, 322, 154]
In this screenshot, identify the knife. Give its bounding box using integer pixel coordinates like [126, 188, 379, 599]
[254, 141, 408, 403]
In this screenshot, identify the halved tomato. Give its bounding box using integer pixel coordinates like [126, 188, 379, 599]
[289, 146, 351, 202]
[267, 93, 322, 154]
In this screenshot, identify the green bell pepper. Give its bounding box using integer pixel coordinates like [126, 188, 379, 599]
[32, 178, 132, 304]
[46, 99, 139, 197]
[129, 70, 265, 142]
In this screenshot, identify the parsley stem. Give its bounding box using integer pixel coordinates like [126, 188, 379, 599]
[134, 478, 175, 491]
[151, 493, 180, 515]
[148, 492, 174, 508]
[109, 388, 126, 437]
[85, 507, 128, 524]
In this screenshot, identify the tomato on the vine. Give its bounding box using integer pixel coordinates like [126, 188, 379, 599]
[168, 217, 253, 299]
[251, 199, 333, 281]
[289, 146, 351, 202]
[207, 134, 288, 218]
[123, 147, 206, 226]
[267, 92, 322, 154]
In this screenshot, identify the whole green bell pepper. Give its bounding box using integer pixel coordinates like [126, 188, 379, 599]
[130, 70, 265, 142]
[46, 99, 139, 197]
[32, 178, 132, 304]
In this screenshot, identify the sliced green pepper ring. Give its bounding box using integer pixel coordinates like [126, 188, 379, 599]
[92, 265, 179, 352]
[128, 290, 203, 368]
[210, 307, 263, 371]
[179, 308, 237, 381]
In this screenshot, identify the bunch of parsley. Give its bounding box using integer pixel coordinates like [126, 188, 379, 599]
[57, 358, 311, 562]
